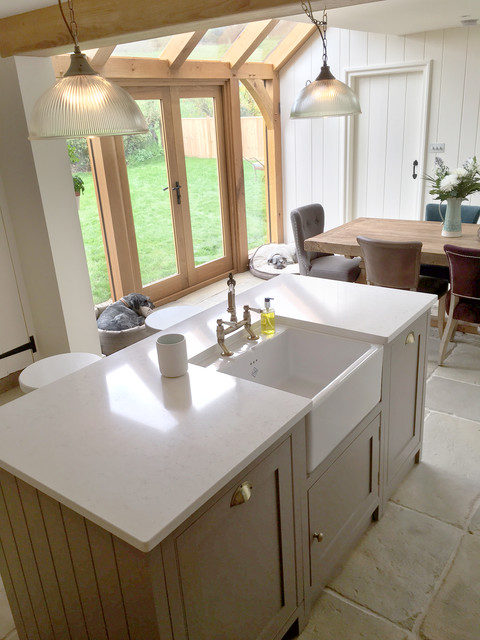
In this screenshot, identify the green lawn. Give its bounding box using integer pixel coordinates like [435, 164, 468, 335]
[78, 156, 267, 303]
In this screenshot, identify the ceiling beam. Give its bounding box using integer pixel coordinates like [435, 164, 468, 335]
[51, 56, 275, 82]
[89, 45, 116, 69]
[265, 23, 316, 70]
[0, 0, 382, 58]
[159, 31, 208, 71]
[221, 20, 278, 71]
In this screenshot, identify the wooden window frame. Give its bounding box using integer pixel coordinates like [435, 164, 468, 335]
[70, 56, 284, 303]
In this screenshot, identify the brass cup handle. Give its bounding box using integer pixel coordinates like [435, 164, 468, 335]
[405, 331, 415, 344]
[231, 482, 252, 507]
[312, 532, 324, 542]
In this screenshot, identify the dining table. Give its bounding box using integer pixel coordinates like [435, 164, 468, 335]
[304, 217, 480, 281]
[304, 217, 480, 334]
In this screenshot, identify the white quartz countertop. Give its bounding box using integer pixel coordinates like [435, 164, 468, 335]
[0, 274, 436, 552]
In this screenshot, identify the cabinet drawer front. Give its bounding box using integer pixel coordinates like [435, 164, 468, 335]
[169, 438, 296, 640]
[308, 416, 380, 589]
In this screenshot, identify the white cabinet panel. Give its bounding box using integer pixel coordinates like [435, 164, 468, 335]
[0, 206, 32, 377]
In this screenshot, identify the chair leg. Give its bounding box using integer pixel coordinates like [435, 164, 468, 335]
[438, 296, 459, 365]
[437, 293, 446, 339]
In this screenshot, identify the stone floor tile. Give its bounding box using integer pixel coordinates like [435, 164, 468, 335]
[392, 413, 480, 526]
[426, 331, 454, 373]
[426, 361, 437, 378]
[468, 502, 480, 535]
[328, 503, 461, 630]
[421, 534, 480, 640]
[435, 341, 480, 386]
[426, 376, 480, 422]
[392, 464, 479, 528]
[455, 331, 480, 345]
[299, 590, 411, 640]
[414, 413, 480, 481]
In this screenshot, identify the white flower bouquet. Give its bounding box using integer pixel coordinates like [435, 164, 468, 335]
[425, 156, 480, 200]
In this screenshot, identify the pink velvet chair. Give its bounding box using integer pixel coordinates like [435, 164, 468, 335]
[438, 244, 480, 365]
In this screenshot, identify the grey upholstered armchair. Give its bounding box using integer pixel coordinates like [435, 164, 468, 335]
[290, 204, 361, 282]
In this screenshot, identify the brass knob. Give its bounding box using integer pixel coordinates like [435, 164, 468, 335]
[313, 532, 324, 542]
[405, 331, 415, 344]
[230, 482, 252, 507]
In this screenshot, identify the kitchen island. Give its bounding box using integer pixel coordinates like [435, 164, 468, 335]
[0, 274, 436, 640]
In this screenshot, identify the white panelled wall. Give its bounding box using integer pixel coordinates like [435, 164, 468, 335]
[281, 25, 480, 242]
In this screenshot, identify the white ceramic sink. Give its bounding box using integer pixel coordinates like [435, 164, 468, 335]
[191, 324, 383, 472]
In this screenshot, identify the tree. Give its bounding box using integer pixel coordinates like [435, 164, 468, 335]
[239, 84, 261, 117]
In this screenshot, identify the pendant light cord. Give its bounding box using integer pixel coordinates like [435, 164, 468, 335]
[301, 0, 328, 66]
[58, 0, 80, 53]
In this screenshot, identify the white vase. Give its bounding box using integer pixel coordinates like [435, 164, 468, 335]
[441, 197, 463, 237]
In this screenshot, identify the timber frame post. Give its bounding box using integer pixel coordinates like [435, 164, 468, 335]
[242, 74, 283, 243]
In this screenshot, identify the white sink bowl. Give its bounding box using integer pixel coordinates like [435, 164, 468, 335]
[191, 324, 383, 473]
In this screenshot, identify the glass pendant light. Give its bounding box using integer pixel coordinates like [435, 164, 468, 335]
[290, 1, 361, 119]
[29, 0, 148, 139]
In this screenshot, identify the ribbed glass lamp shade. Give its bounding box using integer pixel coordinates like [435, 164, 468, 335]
[290, 65, 361, 119]
[29, 53, 148, 139]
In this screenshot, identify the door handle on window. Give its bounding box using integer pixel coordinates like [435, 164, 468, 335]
[163, 181, 182, 204]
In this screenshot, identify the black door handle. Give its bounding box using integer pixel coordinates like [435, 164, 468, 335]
[162, 181, 182, 204]
[412, 160, 418, 179]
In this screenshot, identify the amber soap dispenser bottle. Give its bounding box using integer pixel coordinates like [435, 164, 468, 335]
[261, 297, 275, 335]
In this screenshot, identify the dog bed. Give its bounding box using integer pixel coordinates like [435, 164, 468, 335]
[249, 243, 299, 280]
[95, 299, 157, 356]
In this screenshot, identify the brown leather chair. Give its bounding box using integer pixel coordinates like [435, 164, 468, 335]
[291, 204, 361, 282]
[438, 244, 480, 365]
[356, 236, 449, 337]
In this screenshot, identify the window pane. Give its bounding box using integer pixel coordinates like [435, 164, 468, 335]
[69, 139, 111, 304]
[113, 37, 173, 58]
[247, 21, 297, 62]
[180, 97, 225, 266]
[188, 25, 246, 60]
[239, 86, 268, 248]
[124, 100, 178, 286]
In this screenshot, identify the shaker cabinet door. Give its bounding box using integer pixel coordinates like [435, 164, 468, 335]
[308, 414, 380, 597]
[385, 313, 427, 488]
[163, 437, 297, 640]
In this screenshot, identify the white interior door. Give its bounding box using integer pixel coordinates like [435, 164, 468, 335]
[345, 62, 431, 222]
[0, 205, 33, 377]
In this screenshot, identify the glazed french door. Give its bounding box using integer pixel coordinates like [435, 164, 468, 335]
[124, 85, 233, 302]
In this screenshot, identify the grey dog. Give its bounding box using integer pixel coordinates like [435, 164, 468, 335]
[97, 293, 155, 331]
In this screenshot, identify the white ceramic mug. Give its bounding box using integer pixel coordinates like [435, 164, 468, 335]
[156, 334, 188, 377]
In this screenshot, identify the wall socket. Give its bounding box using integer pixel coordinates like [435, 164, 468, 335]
[429, 143, 445, 153]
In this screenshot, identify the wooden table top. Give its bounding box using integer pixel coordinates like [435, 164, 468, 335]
[304, 217, 480, 266]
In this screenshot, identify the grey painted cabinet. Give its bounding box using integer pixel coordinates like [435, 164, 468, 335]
[162, 435, 299, 640]
[307, 413, 380, 601]
[382, 313, 428, 504]
[0, 431, 302, 640]
[0, 313, 431, 640]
